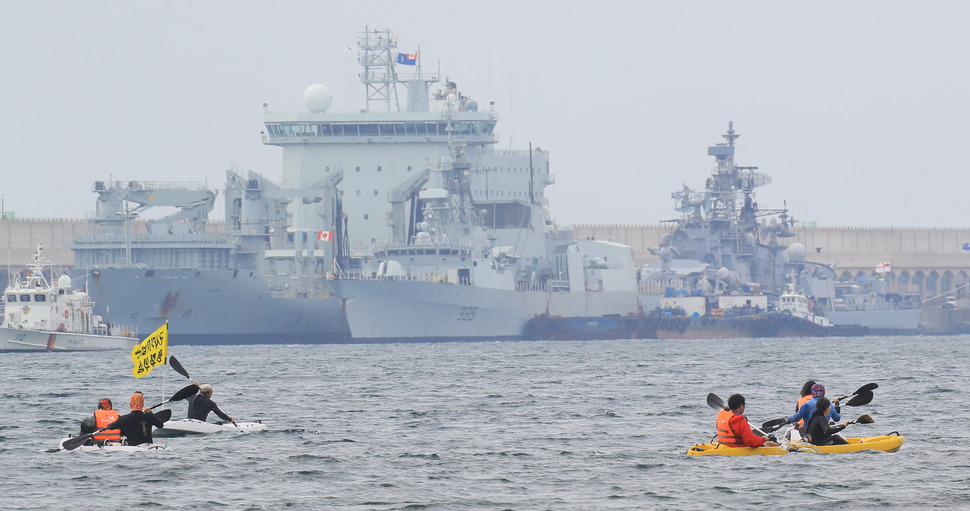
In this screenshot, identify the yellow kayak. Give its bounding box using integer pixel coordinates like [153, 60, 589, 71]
[687, 442, 789, 456]
[687, 433, 904, 456]
[788, 434, 905, 454]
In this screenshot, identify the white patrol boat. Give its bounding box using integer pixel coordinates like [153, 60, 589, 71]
[778, 275, 831, 327]
[1, 244, 139, 351]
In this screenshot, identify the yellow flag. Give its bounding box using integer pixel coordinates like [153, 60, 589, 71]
[131, 323, 168, 378]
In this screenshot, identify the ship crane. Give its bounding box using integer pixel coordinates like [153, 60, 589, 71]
[92, 180, 217, 235]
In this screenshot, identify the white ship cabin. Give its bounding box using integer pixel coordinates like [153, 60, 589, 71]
[3, 246, 120, 335]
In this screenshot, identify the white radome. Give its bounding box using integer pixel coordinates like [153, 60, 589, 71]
[304, 84, 333, 113]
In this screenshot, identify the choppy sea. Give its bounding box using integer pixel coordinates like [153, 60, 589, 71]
[2, 335, 968, 510]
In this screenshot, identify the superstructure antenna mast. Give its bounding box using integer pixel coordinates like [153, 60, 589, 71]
[358, 27, 400, 113]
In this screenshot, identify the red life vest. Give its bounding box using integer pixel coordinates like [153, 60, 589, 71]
[716, 409, 745, 447]
[93, 409, 120, 442]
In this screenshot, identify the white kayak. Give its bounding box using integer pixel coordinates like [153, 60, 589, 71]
[155, 418, 266, 435]
[56, 438, 168, 452]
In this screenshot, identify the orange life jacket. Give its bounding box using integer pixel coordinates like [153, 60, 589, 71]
[716, 409, 745, 447]
[795, 394, 813, 428]
[93, 409, 120, 442]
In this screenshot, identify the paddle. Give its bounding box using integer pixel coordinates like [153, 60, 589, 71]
[169, 355, 193, 382]
[835, 383, 878, 402]
[762, 387, 876, 432]
[844, 391, 873, 407]
[845, 414, 874, 426]
[761, 418, 789, 433]
[171, 356, 241, 431]
[59, 384, 197, 451]
[706, 393, 774, 440]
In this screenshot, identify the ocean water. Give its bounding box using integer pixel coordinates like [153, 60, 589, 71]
[2, 335, 969, 510]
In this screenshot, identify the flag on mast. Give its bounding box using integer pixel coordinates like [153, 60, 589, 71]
[875, 261, 891, 273]
[131, 323, 168, 378]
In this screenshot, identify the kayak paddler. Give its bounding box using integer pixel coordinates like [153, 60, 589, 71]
[103, 391, 165, 446]
[716, 394, 780, 448]
[784, 383, 841, 433]
[78, 398, 121, 446]
[804, 397, 849, 445]
[186, 382, 236, 425]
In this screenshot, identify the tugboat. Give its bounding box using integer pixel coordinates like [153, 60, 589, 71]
[1, 244, 138, 351]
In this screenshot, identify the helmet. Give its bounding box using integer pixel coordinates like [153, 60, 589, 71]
[811, 383, 825, 397]
[130, 392, 144, 411]
[98, 398, 112, 410]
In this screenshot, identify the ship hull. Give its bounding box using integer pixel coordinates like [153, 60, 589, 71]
[86, 267, 349, 345]
[332, 278, 639, 342]
[0, 327, 137, 351]
[827, 309, 921, 335]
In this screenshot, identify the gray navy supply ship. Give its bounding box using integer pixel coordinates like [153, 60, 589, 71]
[71, 28, 640, 344]
[637, 122, 921, 334]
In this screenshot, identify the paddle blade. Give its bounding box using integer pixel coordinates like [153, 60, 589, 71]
[61, 433, 94, 451]
[856, 414, 874, 424]
[168, 356, 192, 380]
[761, 418, 788, 433]
[170, 384, 199, 402]
[845, 391, 873, 407]
[707, 393, 728, 411]
[155, 409, 173, 423]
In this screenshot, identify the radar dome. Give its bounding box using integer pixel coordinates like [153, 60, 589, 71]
[464, 99, 478, 112]
[716, 267, 732, 281]
[303, 84, 333, 113]
[786, 242, 806, 262]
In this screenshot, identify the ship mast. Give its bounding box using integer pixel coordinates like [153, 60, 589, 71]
[358, 28, 400, 112]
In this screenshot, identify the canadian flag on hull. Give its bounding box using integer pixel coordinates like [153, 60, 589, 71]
[317, 230, 333, 241]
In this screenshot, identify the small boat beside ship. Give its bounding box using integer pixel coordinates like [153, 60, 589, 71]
[2, 244, 138, 351]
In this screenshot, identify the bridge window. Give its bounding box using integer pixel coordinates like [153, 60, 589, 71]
[5, 294, 15, 303]
[34, 295, 46, 302]
[20, 294, 31, 302]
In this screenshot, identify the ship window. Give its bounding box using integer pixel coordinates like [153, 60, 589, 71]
[6, 294, 15, 303]
[356, 190, 361, 196]
[20, 294, 31, 302]
[373, 190, 378, 196]
[407, 165, 412, 172]
[358, 123, 379, 136]
[377, 166, 382, 172]
[325, 166, 330, 173]
[34, 294, 46, 302]
[364, 214, 369, 220]
[356, 166, 360, 173]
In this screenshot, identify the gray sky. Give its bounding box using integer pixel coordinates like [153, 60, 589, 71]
[1, 1, 967, 228]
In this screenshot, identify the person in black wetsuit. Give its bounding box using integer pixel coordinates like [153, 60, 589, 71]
[186, 383, 235, 424]
[804, 396, 849, 445]
[104, 391, 166, 445]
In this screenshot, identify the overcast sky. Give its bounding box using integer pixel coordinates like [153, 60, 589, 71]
[1, 1, 967, 228]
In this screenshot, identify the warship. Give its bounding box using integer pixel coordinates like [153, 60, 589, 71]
[637, 123, 921, 334]
[330, 142, 640, 341]
[72, 28, 640, 344]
